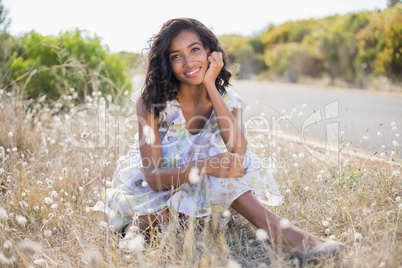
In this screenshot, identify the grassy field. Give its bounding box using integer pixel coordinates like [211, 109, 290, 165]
[0, 88, 401, 267]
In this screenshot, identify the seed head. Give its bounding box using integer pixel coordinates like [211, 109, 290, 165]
[18, 240, 42, 256]
[189, 167, 201, 184]
[279, 218, 291, 229]
[0, 207, 8, 221]
[255, 229, 269, 241]
[222, 210, 231, 218]
[16, 215, 27, 226]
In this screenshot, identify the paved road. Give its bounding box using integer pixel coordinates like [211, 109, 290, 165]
[230, 80, 402, 155]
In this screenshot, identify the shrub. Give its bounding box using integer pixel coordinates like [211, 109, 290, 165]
[4, 29, 132, 100]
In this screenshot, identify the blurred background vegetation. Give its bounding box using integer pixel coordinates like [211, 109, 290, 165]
[0, 0, 401, 101]
[220, 2, 401, 88]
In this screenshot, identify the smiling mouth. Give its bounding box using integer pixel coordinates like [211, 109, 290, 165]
[185, 67, 201, 77]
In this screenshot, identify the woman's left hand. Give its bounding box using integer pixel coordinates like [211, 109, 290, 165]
[203, 51, 223, 88]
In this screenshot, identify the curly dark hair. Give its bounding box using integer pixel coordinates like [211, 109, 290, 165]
[141, 18, 232, 117]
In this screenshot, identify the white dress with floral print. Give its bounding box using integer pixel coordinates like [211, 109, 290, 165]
[93, 88, 283, 231]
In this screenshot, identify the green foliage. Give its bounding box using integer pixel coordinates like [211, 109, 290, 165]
[265, 43, 322, 82]
[374, 9, 402, 81]
[257, 4, 402, 85]
[315, 12, 371, 83]
[219, 34, 267, 78]
[4, 29, 132, 100]
[0, 0, 11, 84]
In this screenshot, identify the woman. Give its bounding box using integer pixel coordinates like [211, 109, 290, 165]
[94, 18, 344, 261]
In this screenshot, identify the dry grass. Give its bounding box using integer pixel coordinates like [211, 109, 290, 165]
[0, 88, 401, 267]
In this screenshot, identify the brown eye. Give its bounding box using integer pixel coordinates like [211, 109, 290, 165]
[171, 54, 179, 61]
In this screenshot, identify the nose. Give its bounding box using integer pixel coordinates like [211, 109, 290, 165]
[182, 54, 194, 68]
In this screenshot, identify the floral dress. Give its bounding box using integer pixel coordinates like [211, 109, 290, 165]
[93, 88, 283, 231]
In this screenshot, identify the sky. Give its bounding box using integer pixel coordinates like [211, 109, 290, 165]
[3, 0, 388, 53]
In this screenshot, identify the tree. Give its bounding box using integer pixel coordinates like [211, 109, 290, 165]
[388, 0, 401, 8]
[0, 0, 11, 87]
[5, 30, 132, 100]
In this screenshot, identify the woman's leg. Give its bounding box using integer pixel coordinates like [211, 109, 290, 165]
[230, 191, 324, 254]
[122, 209, 171, 237]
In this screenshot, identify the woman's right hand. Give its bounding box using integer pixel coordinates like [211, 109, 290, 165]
[205, 152, 245, 178]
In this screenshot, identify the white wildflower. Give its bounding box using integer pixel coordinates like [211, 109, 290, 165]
[362, 135, 369, 141]
[84, 248, 103, 267]
[21, 192, 26, 197]
[321, 220, 330, 227]
[147, 208, 154, 214]
[33, 259, 47, 266]
[46, 161, 51, 168]
[227, 259, 242, 268]
[391, 121, 397, 128]
[81, 131, 89, 139]
[298, 112, 303, 118]
[127, 234, 145, 252]
[396, 196, 401, 203]
[16, 215, 27, 226]
[3, 240, 12, 249]
[279, 218, 291, 229]
[143, 125, 156, 145]
[255, 229, 269, 241]
[0, 207, 8, 221]
[44, 230, 52, 237]
[50, 204, 58, 209]
[189, 167, 201, 184]
[62, 167, 67, 175]
[329, 235, 336, 240]
[304, 186, 309, 191]
[106, 95, 112, 102]
[18, 240, 42, 256]
[377, 131, 381, 137]
[222, 210, 231, 218]
[325, 228, 331, 234]
[354, 232, 362, 240]
[44, 197, 53, 205]
[301, 103, 307, 108]
[396, 133, 400, 138]
[50, 191, 58, 199]
[141, 180, 148, 188]
[99, 221, 108, 229]
[20, 201, 28, 210]
[8, 132, 13, 138]
[392, 141, 399, 147]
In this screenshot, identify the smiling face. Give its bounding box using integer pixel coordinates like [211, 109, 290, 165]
[168, 30, 210, 87]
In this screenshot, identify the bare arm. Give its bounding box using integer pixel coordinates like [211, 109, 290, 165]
[136, 98, 245, 192]
[203, 52, 248, 155]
